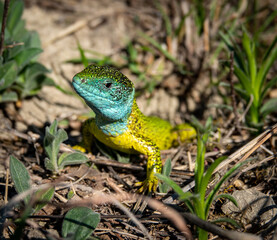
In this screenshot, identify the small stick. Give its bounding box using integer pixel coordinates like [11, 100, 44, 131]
[0, 0, 10, 56]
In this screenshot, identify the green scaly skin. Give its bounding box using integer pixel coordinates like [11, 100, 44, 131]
[72, 65, 196, 192]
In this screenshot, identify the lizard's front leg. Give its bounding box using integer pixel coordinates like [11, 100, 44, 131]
[132, 135, 162, 193]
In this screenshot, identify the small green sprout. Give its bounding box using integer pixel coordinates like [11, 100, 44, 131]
[43, 120, 89, 173]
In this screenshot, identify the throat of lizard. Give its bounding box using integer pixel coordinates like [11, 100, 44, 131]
[95, 111, 130, 137]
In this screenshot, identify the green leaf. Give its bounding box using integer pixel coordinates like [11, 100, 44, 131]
[14, 48, 43, 70]
[0, 61, 17, 91]
[9, 155, 31, 204]
[156, 173, 195, 212]
[262, 36, 277, 63]
[204, 159, 250, 217]
[20, 62, 50, 97]
[242, 32, 257, 86]
[162, 158, 172, 177]
[159, 158, 172, 193]
[33, 187, 55, 213]
[234, 65, 252, 95]
[199, 156, 227, 196]
[256, 42, 277, 92]
[58, 152, 89, 170]
[7, 0, 24, 35]
[25, 31, 41, 49]
[139, 32, 188, 74]
[44, 157, 55, 172]
[9, 19, 27, 42]
[24, 62, 49, 81]
[215, 193, 238, 207]
[77, 41, 88, 67]
[49, 119, 58, 134]
[44, 120, 68, 172]
[0, 91, 18, 102]
[260, 98, 277, 117]
[62, 207, 100, 240]
[220, 31, 247, 73]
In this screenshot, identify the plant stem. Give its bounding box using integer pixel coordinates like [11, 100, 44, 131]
[0, 0, 10, 56]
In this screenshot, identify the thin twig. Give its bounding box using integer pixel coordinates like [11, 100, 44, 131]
[182, 212, 262, 240]
[0, 0, 10, 56]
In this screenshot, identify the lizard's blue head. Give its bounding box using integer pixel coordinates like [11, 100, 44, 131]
[72, 65, 135, 121]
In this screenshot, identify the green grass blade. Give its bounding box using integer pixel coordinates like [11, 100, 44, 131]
[199, 156, 227, 195]
[195, 137, 206, 193]
[155, 173, 195, 213]
[220, 31, 247, 73]
[139, 32, 188, 74]
[242, 32, 257, 88]
[262, 36, 277, 63]
[215, 193, 238, 207]
[255, 11, 277, 41]
[204, 159, 249, 217]
[155, 1, 172, 36]
[77, 41, 89, 67]
[234, 65, 252, 95]
[256, 40, 277, 92]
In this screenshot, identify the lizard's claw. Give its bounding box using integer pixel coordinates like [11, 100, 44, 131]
[135, 177, 158, 193]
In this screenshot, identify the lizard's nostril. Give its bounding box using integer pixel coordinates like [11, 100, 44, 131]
[81, 79, 86, 83]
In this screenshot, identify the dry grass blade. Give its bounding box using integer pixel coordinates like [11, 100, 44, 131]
[216, 123, 277, 172]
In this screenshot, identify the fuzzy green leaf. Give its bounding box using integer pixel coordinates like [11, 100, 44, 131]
[0, 91, 18, 102]
[58, 152, 89, 170]
[15, 48, 43, 70]
[7, 0, 24, 35]
[33, 187, 55, 213]
[44, 158, 55, 172]
[44, 120, 68, 172]
[9, 156, 31, 204]
[0, 61, 17, 91]
[62, 207, 100, 240]
[21, 62, 50, 97]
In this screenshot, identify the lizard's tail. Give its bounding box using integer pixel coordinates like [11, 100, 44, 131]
[171, 123, 196, 147]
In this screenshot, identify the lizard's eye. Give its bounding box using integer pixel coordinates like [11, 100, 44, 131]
[81, 79, 86, 83]
[105, 82, 112, 88]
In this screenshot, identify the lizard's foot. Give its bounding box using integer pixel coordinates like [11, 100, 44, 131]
[134, 177, 158, 193]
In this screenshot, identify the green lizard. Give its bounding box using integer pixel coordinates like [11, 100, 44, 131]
[72, 65, 196, 192]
